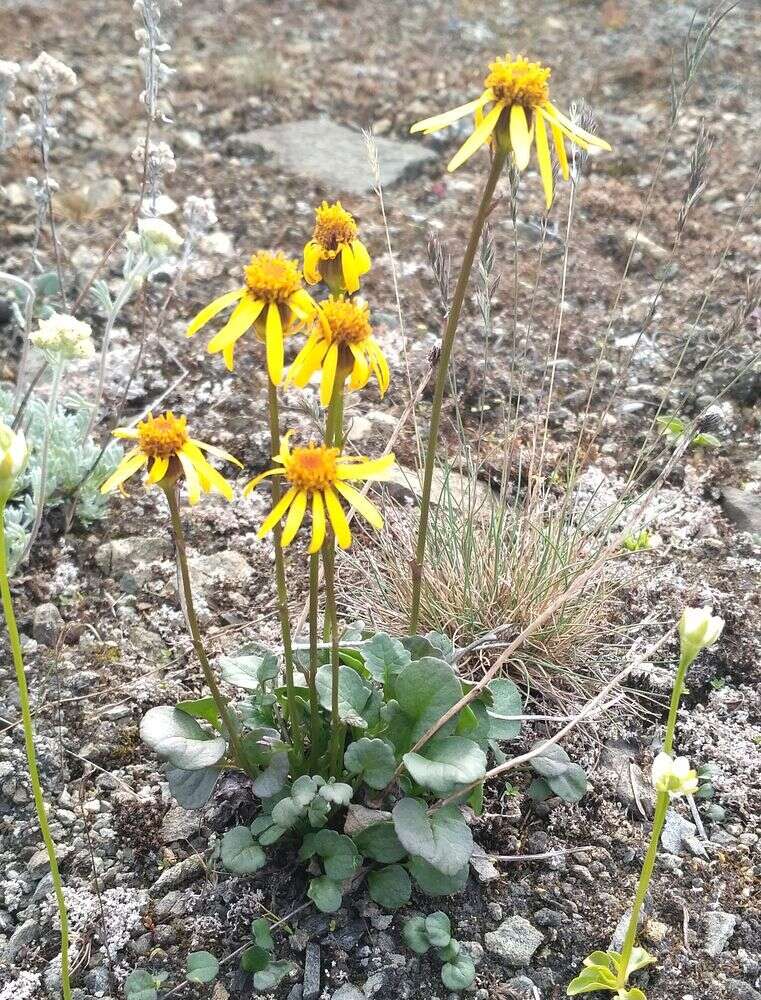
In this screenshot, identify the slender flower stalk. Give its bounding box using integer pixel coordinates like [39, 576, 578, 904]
[265, 379, 303, 760]
[409, 147, 506, 632]
[161, 481, 248, 771]
[307, 553, 321, 770]
[322, 536, 343, 777]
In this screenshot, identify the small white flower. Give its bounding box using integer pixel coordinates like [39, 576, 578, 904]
[0, 423, 27, 494]
[678, 605, 724, 664]
[26, 51, 77, 94]
[31, 313, 94, 361]
[651, 751, 699, 799]
[129, 217, 183, 259]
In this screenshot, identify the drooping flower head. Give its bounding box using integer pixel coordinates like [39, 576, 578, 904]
[0, 422, 27, 499]
[651, 751, 699, 799]
[244, 434, 396, 552]
[287, 296, 390, 407]
[31, 312, 94, 361]
[410, 54, 611, 207]
[100, 411, 241, 505]
[186, 251, 316, 383]
[303, 201, 371, 295]
[126, 217, 184, 260]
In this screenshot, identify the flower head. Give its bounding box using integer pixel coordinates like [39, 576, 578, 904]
[31, 312, 94, 361]
[0, 422, 27, 498]
[287, 296, 389, 406]
[303, 201, 371, 295]
[186, 250, 316, 383]
[100, 411, 241, 505]
[127, 217, 183, 260]
[678, 605, 724, 665]
[651, 751, 698, 799]
[410, 53, 611, 207]
[244, 435, 396, 552]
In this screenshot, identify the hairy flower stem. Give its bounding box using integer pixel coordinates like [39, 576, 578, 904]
[266, 379, 303, 760]
[409, 148, 506, 632]
[322, 372, 347, 643]
[617, 790, 669, 987]
[162, 482, 248, 772]
[0, 502, 72, 1000]
[308, 553, 321, 771]
[663, 650, 691, 755]
[322, 539, 343, 778]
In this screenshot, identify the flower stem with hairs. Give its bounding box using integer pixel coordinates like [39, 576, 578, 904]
[0, 501, 72, 1000]
[410, 147, 506, 631]
[308, 552, 322, 770]
[322, 537, 343, 777]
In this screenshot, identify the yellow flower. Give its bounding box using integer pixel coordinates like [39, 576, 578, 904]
[410, 54, 612, 207]
[186, 251, 316, 384]
[100, 411, 241, 505]
[303, 201, 371, 295]
[287, 296, 390, 407]
[244, 435, 395, 552]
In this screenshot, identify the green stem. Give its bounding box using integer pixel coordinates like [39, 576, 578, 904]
[308, 553, 321, 771]
[265, 378, 303, 760]
[617, 790, 669, 986]
[322, 538, 342, 777]
[163, 483, 248, 772]
[0, 502, 72, 999]
[325, 371, 346, 448]
[663, 651, 692, 755]
[409, 148, 506, 633]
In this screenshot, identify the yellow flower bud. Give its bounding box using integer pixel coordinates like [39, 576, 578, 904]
[0, 422, 27, 498]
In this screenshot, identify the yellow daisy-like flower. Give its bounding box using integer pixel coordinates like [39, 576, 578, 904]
[287, 296, 390, 407]
[100, 411, 241, 505]
[410, 54, 612, 207]
[186, 251, 316, 384]
[244, 435, 396, 552]
[303, 201, 371, 295]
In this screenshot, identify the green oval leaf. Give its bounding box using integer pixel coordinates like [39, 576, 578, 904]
[186, 951, 219, 983]
[367, 864, 412, 910]
[344, 737, 397, 790]
[403, 736, 486, 795]
[140, 706, 226, 770]
[308, 876, 342, 913]
[221, 826, 266, 874]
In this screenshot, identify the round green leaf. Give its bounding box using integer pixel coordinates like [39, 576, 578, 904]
[240, 945, 269, 973]
[402, 915, 431, 954]
[251, 751, 289, 798]
[253, 960, 297, 991]
[403, 736, 486, 795]
[344, 738, 397, 790]
[186, 951, 219, 983]
[140, 706, 226, 770]
[308, 876, 342, 913]
[319, 780, 353, 805]
[392, 799, 473, 877]
[316, 664, 373, 728]
[441, 953, 476, 991]
[314, 829, 361, 880]
[221, 826, 266, 874]
[407, 856, 469, 897]
[424, 911, 451, 946]
[362, 633, 411, 683]
[354, 821, 407, 864]
[125, 970, 157, 1000]
[251, 917, 274, 951]
[385, 658, 463, 752]
[486, 678, 523, 741]
[367, 864, 412, 910]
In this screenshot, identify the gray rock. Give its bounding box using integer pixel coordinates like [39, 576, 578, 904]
[331, 988, 366, 1000]
[661, 809, 697, 855]
[227, 118, 436, 195]
[461, 940, 485, 966]
[151, 855, 206, 895]
[187, 549, 253, 591]
[95, 535, 171, 575]
[601, 745, 655, 816]
[704, 910, 738, 957]
[485, 916, 544, 967]
[504, 975, 540, 998]
[303, 942, 321, 999]
[470, 843, 501, 883]
[7, 918, 40, 961]
[610, 906, 634, 952]
[721, 488, 761, 534]
[33, 603, 64, 646]
[534, 908, 564, 928]
[287, 987, 303, 1000]
[726, 978, 761, 1000]
[160, 805, 200, 843]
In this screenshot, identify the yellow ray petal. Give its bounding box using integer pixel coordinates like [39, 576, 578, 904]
[368, 340, 390, 395]
[544, 102, 612, 150]
[336, 452, 396, 481]
[351, 239, 372, 274]
[348, 343, 370, 390]
[447, 101, 504, 173]
[192, 439, 243, 467]
[187, 288, 245, 337]
[550, 119, 569, 180]
[510, 104, 532, 171]
[288, 331, 327, 387]
[112, 427, 139, 440]
[534, 109, 554, 208]
[289, 288, 317, 322]
[320, 342, 339, 408]
[258, 487, 298, 538]
[281, 488, 308, 546]
[146, 456, 169, 484]
[303, 241, 322, 284]
[341, 243, 360, 293]
[333, 480, 384, 530]
[100, 452, 147, 494]
[265, 302, 284, 385]
[207, 297, 263, 352]
[181, 442, 233, 500]
[222, 342, 235, 370]
[243, 467, 284, 496]
[309, 490, 326, 554]
[324, 486, 352, 549]
[177, 450, 202, 505]
[410, 92, 491, 134]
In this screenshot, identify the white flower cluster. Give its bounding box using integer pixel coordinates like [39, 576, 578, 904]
[127, 216, 183, 259]
[0, 60, 20, 150]
[26, 51, 77, 94]
[183, 194, 218, 234]
[651, 751, 698, 799]
[31, 312, 94, 361]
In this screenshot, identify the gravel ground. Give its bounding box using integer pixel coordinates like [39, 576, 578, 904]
[1, 1, 759, 999]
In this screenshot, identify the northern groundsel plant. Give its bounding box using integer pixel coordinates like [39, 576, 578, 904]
[303, 200, 371, 295]
[567, 607, 724, 999]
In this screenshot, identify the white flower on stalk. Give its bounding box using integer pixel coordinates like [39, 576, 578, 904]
[127, 217, 183, 260]
[0, 423, 27, 496]
[651, 751, 698, 799]
[31, 313, 94, 361]
[678, 605, 724, 665]
[26, 52, 77, 94]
